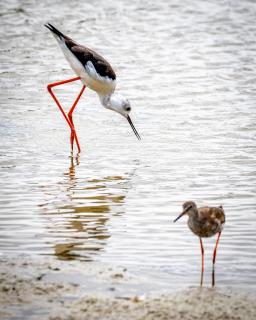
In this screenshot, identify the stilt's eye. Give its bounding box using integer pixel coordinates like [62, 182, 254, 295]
[126, 106, 131, 112]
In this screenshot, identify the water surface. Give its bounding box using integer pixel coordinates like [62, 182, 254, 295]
[0, 0, 256, 291]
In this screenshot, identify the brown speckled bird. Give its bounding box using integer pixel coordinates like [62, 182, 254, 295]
[173, 201, 225, 286]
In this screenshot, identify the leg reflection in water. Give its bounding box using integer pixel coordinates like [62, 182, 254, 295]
[40, 156, 138, 261]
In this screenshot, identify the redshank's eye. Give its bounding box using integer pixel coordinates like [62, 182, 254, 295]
[126, 106, 131, 112]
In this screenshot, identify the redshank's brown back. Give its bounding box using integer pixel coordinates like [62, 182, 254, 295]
[188, 205, 225, 238]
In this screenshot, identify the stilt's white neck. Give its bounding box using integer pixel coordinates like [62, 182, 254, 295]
[98, 94, 111, 109]
[97, 93, 130, 118]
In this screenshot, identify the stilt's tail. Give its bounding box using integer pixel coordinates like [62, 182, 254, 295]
[45, 23, 66, 39]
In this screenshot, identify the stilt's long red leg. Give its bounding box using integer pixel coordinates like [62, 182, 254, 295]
[68, 85, 86, 152]
[47, 77, 85, 152]
[199, 237, 204, 286]
[213, 232, 221, 265]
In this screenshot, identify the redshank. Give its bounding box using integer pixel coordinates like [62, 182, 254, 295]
[173, 201, 225, 286]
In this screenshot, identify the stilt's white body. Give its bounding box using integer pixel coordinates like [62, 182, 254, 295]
[57, 37, 116, 96]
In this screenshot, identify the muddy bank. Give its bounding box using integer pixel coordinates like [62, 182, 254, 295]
[0, 257, 255, 320]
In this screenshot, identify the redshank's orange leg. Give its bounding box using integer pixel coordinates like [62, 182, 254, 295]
[213, 232, 221, 265]
[47, 77, 85, 153]
[211, 232, 221, 287]
[199, 237, 204, 286]
[212, 265, 215, 287]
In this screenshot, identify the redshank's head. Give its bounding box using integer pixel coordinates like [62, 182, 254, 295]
[173, 201, 197, 223]
[102, 94, 141, 140]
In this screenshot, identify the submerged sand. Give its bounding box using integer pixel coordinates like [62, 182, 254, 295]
[0, 257, 255, 320]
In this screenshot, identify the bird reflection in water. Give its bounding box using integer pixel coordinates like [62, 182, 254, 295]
[41, 154, 131, 261]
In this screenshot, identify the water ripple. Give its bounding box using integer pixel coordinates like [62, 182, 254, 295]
[0, 0, 256, 289]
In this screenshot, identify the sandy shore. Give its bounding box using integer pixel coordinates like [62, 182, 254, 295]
[0, 257, 255, 320]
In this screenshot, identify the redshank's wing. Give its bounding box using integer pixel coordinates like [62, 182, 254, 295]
[199, 207, 225, 226]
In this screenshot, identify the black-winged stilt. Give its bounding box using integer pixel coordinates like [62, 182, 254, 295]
[45, 23, 141, 153]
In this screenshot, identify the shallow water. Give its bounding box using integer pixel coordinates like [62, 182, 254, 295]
[0, 0, 256, 291]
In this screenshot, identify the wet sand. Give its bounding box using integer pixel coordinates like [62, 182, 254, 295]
[1, 257, 255, 320]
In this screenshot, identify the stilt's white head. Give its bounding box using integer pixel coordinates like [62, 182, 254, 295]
[109, 94, 131, 117]
[101, 93, 141, 140]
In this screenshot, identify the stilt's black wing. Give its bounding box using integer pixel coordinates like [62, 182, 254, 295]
[69, 45, 116, 80]
[45, 23, 116, 80]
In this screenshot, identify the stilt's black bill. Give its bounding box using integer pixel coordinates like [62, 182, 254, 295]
[127, 116, 141, 140]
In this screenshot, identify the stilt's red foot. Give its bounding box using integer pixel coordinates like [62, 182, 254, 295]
[47, 77, 85, 153]
[70, 129, 75, 151]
